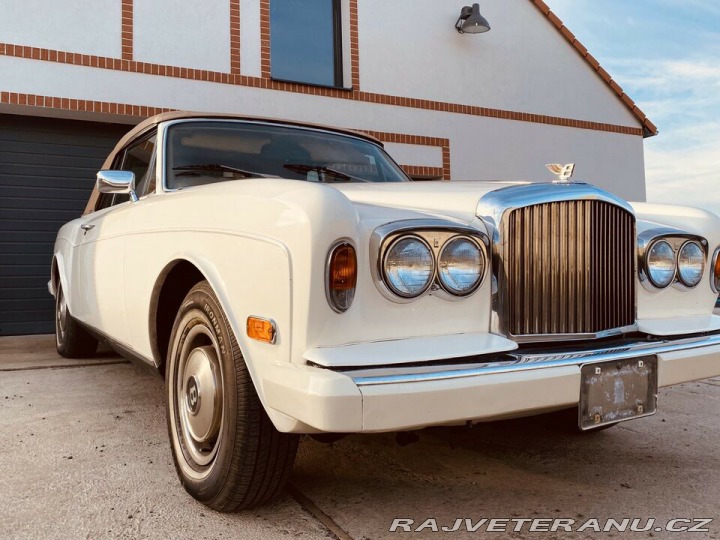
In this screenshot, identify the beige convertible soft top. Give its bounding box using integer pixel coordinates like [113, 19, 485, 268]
[84, 111, 383, 214]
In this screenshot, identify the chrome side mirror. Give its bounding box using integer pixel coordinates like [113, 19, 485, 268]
[96, 170, 138, 203]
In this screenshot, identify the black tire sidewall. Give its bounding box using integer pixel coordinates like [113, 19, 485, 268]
[55, 281, 97, 358]
[55, 283, 67, 355]
[166, 284, 240, 503]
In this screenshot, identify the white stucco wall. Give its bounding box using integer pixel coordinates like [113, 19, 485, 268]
[0, 54, 646, 201]
[134, 0, 230, 72]
[0, 0, 121, 58]
[358, 0, 638, 127]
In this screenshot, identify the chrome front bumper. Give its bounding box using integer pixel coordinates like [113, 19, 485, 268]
[262, 333, 720, 434]
[351, 334, 720, 386]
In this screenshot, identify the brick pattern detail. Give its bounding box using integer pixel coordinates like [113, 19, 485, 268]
[348, 0, 360, 88]
[399, 165, 445, 180]
[230, 0, 241, 74]
[0, 91, 172, 117]
[361, 131, 451, 180]
[0, 89, 451, 177]
[529, 0, 657, 136]
[0, 41, 644, 138]
[259, 0, 270, 78]
[121, 0, 133, 61]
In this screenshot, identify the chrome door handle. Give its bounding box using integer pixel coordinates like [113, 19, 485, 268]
[81, 224, 95, 231]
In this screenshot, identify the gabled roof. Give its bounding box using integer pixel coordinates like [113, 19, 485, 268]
[529, 0, 658, 137]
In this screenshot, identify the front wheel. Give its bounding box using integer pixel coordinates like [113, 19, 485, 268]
[166, 281, 298, 511]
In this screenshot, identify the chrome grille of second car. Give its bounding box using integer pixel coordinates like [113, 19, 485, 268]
[504, 200, 635, 337]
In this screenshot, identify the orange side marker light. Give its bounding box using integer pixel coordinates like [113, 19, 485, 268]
[247, 317, 276, 344]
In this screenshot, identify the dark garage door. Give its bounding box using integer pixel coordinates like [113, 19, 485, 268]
[0, 114, 131, 336]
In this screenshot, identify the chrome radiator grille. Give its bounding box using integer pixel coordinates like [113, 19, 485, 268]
[504, 200, 635, 337]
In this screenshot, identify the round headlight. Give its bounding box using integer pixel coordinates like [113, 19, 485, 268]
[383, 236, 434, 297]
[678, 241, 705, 287]
[646, 240, 676, 288]
[438, 237, 484, 295]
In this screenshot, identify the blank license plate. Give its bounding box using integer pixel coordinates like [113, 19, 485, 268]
[579, 356, 658, 430]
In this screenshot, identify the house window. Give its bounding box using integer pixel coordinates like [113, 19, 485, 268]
[270, 0, 343, 87]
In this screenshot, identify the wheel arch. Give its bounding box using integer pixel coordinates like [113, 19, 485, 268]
[148, 256, 266, 381]
[50, 256, 60, 298]
[50, 251, 70, 301]
[148, 258, 206, 375]
[147, 245, 299, 433]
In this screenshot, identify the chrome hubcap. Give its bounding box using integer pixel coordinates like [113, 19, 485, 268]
[177, 326, 224, 467]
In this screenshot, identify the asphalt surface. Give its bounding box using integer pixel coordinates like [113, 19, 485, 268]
[1, 334, 720, 539]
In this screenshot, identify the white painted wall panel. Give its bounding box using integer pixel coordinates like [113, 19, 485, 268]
[358, 0, 638, 128]
[384, 143, 443, 168]
[0, 55, 646, 201]
[134, 0, 230, 72]
[448, 116, 646, 200]
[240, 0, 262, 77]
[0, 0, 121, 57]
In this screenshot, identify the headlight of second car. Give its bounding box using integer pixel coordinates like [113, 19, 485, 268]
[438, 237, 484, 295]
[383, 236, 434, 297]
[677, 241, 705, 287]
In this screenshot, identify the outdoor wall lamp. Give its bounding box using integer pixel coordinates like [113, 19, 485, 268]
[455, 3, 491, 34]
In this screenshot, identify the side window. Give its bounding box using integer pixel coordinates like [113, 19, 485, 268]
[270, 0, 343, 87]
[122, 136, 157, 198]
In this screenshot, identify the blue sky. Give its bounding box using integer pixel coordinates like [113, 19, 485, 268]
[548, 0, 720, 214]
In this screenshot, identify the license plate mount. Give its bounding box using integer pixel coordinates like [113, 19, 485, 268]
[579, 356, 658, 430]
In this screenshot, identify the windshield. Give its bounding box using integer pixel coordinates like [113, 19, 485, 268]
[166, 121, 410, 189]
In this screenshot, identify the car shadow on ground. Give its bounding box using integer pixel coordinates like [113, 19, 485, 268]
[288, 395, 714, 539]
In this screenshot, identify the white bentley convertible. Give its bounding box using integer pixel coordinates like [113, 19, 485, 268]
[51, 112, 720, 511]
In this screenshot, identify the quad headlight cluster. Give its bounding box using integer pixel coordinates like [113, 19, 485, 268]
[644, 238, 706, 289]
[381, 233, 486, 300]
[326, 224, 489, 313]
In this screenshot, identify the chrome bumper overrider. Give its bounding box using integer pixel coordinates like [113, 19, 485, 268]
[352, 333, 720, 386]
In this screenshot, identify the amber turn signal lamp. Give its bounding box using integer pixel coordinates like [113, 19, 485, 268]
[326, 242, 357, 313]
[713, 247, 720, 293]
[247, 317, 276, 344]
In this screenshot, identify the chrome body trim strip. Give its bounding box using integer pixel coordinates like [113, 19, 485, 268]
[351, 333, 720, 386]
[507, 325, 639, 344]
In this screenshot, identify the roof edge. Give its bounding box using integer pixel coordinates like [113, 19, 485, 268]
[529, 0, 658, 138]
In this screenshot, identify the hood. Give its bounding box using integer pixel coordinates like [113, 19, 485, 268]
[331, 181, 528, 223]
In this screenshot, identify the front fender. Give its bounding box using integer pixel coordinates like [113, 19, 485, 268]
[123, 231, 298, 427]
[50, 238, 72, 301]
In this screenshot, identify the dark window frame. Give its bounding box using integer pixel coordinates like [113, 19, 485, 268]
[270, 0, 345, 89]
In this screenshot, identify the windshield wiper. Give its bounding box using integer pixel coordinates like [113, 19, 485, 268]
[174, 164, 275, 178]
[283, 164, 369, 183]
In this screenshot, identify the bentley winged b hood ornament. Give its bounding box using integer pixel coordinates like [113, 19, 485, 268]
[546, 163, 575, 182]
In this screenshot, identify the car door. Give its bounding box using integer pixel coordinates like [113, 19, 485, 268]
[71, 135, 157, 344]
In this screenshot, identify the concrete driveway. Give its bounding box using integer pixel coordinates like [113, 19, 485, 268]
[1, 335, 720, 539]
